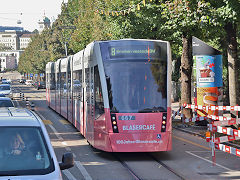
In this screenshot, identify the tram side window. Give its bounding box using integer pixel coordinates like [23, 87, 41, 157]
[50, 73, 55, 90]
[56, 72, 60, 91]
[85, 68, 90, 104]
[94, 66, 104, 119]
[73, 70, 82, 100]
[60, 72, 67, 96]
[67, 67, 71, 94]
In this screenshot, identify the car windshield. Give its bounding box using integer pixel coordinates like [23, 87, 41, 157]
[0, 127, 54, 176]
[0, 86, 10, 91]
[1, 81, 10, 84]
[0, 99, 14, 107]
[73, 80, 80, 84]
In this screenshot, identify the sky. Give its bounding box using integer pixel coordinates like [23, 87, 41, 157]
[0, 0, 68, 32]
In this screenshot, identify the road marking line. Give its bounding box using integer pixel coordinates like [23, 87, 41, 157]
[75, 161, 93, 180]
[62, 169, 77, 180]
[60, 119, 71, 124]
[48, 124, 64, 140]
[173, 135, 211, 150]
[186, 151, 233, 171]
[37, 111, 92, 180]
[185, 150, 223, 153]
[43, 119, 53, 125]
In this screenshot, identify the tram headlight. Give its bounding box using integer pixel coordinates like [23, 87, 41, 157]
[161, 113, 167, 132]
[111, 114, 119, 133]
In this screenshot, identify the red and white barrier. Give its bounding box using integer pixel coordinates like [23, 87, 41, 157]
[208, 124, 240, 137]
[184, 116, 208, 123]
[212, 143, 240, 157]
[172, 103, 240, 160]
[183, 103, 240, 111]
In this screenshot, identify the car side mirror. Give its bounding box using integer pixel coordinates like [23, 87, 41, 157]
[59, 152, 74, 170]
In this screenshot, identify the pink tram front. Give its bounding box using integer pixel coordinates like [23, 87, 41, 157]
[46, 39, 172, 152]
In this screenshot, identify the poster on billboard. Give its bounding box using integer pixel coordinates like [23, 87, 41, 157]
[195, 55, 222, 87]
[196, 87, 221, 116]
[192, 37, 223, 124]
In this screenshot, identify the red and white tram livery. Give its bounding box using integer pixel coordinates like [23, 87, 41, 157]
[46, 39, 172, 152]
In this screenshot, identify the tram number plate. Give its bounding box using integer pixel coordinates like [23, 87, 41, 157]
[118, 116, 135, 120]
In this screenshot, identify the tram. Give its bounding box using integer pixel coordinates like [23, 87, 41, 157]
[46, 39, 172, 152]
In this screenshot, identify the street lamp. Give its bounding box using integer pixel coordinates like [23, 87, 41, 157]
[58, 26, 76, 57]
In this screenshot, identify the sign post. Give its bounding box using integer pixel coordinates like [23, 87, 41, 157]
[58, 26, 76, 57]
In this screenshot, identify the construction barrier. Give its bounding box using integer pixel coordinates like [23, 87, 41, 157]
[172, 103, 240, 163]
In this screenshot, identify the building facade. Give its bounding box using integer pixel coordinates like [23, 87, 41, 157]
[19, 34, 34, 49]
[0, 50, 24, 71]
[0, 30, 21, 50]
[38, 17, 51, 33]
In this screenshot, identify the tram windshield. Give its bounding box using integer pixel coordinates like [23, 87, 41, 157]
[104, 60, 167, 113]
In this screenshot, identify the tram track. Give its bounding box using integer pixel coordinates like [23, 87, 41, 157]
[112, 152, 186, 180]
[148, 153, 186, 180]
[112, 153, 142, 180]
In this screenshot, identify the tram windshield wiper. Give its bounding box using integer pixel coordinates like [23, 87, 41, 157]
[138, 107, 166, 113]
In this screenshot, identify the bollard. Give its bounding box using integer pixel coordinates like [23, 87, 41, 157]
[26, 97, 30, 107]
[30, 102, 35, 111]
[205, 131, 211, 142]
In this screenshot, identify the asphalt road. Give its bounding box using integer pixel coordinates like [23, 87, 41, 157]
[10, 80, 240, 180]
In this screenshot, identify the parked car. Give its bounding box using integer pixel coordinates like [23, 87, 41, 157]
[0, 84, 12, 98]
[25, 80, 33, 86]
[33, 81, 46, 90]
[0, 97, 14, 107]
[0, 108, 74, 179]
[19, 79, 26, 84]
[1, 79, 11, 84]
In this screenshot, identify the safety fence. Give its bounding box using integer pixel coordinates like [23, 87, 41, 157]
[173, 103, 240, 163]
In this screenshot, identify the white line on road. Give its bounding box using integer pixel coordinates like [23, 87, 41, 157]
[36, 110, 92, 180]
[75, 161, 93, 180]
[62, 170, 77, 180]
[186, 151, 233, 171]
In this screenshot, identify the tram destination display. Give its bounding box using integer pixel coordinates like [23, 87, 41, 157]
[108, 45, 161, 60]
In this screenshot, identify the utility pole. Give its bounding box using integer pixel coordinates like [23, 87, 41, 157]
[58, 26, 76, 57]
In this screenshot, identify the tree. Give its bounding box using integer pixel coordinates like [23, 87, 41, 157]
[158, 0, 212, 118]
[207, 0, 240, 106]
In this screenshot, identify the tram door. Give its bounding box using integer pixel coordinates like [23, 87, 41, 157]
[73, 69, 83, 132]
[67, 57, 73, 123]
[55, 60, 61, 114]
[84, 65, 94, 142]
[50, 67, 56, 110]
[83, 67, 89, 137]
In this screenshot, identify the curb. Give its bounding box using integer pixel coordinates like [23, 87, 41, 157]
[173, 126, 240, 149]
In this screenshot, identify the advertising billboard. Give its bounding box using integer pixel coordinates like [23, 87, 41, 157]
[192, 37, 223, 122]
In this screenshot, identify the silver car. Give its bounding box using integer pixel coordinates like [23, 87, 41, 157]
[0, 97, 14, 107]
[0, 84, 12, 97]
[0, 108, 74, 179]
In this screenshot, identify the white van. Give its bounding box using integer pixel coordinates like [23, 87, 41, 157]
[25, 79, 33, 86]
[0, 108, 74, 179]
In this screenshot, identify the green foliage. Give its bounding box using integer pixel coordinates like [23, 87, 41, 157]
[18, 0, 240, 97]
